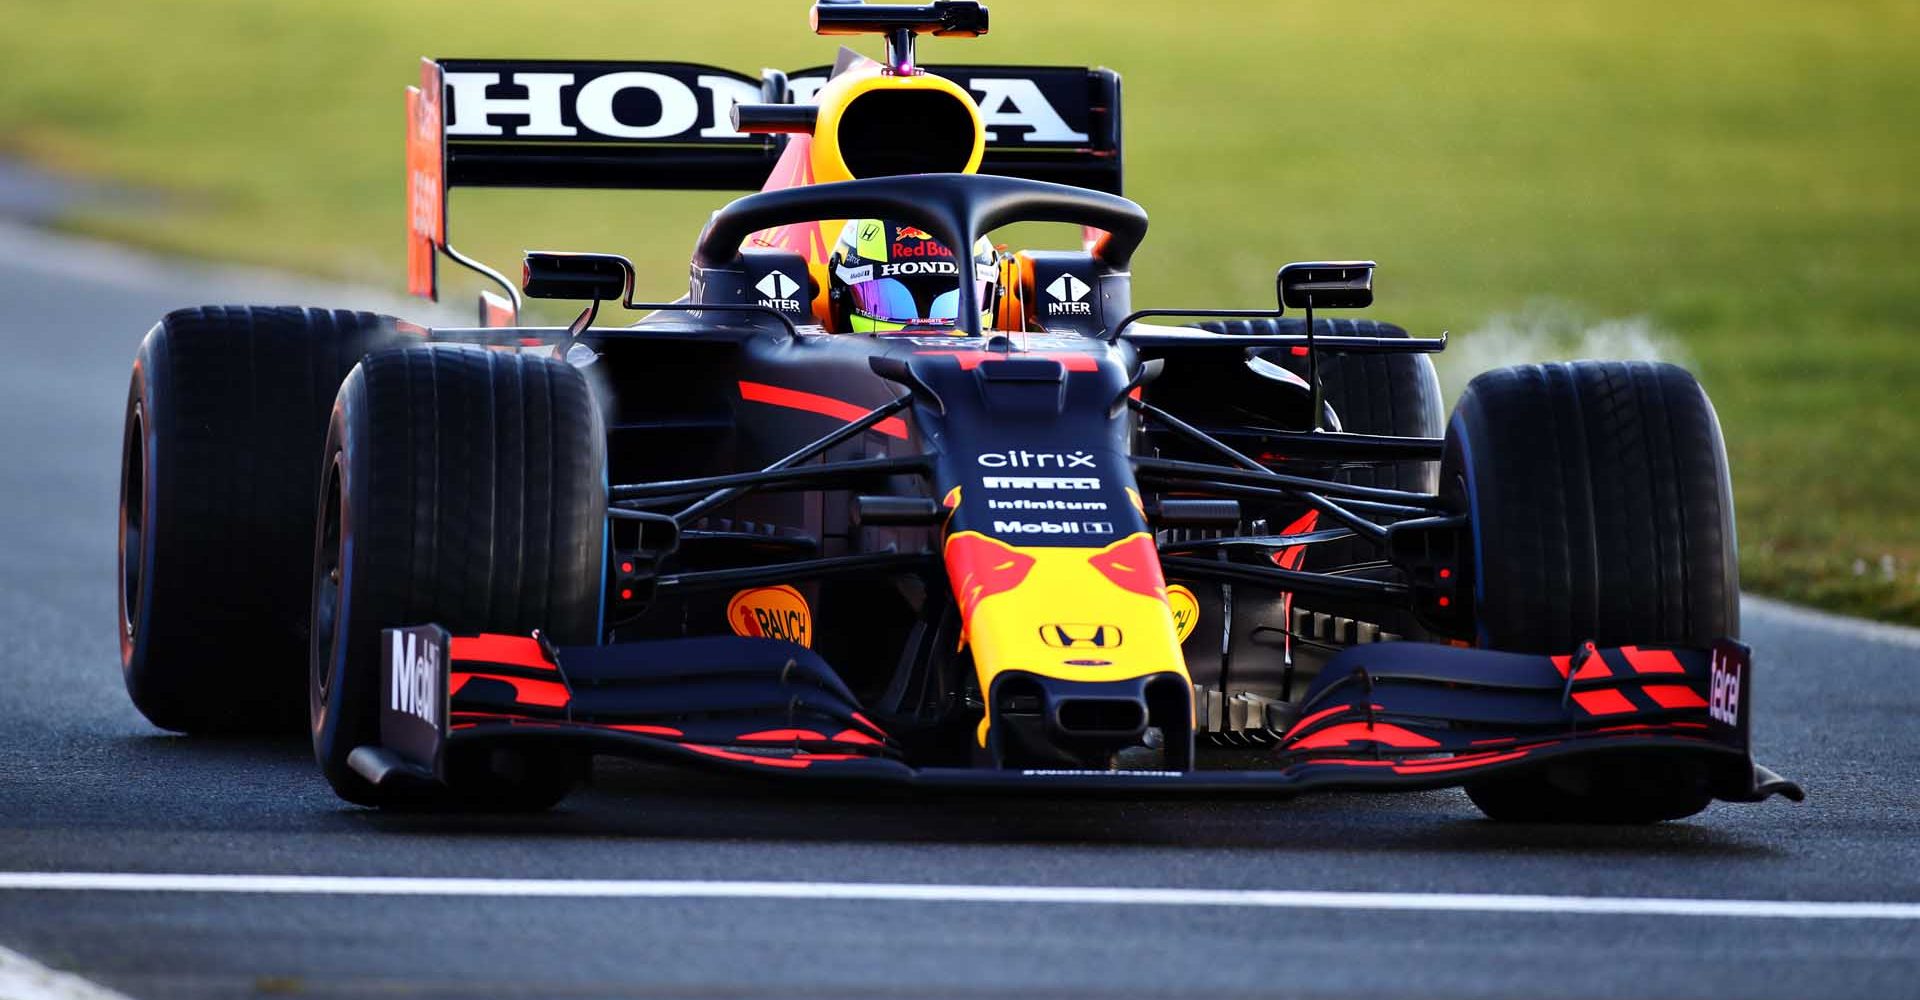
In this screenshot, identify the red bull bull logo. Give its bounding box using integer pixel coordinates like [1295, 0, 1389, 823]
[892, 223, 951, 259]
[946, 533, 1037, 621]
[1086, 534, 1168, 601]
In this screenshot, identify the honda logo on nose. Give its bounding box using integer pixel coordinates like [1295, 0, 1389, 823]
[1040, 624, 1123, 648]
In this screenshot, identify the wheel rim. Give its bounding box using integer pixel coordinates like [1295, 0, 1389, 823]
[311, 457, 344, 703]
[118, 403, 145, 643]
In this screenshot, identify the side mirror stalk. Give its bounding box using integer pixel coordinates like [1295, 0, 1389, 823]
[1278, 261, 1376, 432]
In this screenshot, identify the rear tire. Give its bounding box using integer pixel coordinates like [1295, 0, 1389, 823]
[1193, 317, 1442, 568]
[1443, 361, 1738, 823]
[119, 306, 405, 734]
[309, 346, 606, 809]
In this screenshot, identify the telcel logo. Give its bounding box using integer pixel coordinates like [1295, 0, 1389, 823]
[977, 450, 1096, 469]
[1709, 647, 1742, 726]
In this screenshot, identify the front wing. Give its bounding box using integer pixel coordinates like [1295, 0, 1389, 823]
[350, 629, 1802, 804]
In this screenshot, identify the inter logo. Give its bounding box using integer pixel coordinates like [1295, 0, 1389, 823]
[754, 270, 804, 312]
[1044, 273, 1092, 315]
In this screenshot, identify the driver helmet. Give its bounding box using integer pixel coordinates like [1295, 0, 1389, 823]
[829, 219, 997, 333]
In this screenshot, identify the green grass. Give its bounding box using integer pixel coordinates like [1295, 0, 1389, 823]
[3, 0, 1917, 623]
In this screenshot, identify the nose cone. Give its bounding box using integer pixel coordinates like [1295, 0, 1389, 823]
[986, 670, 1194, 770]
[945, 530, 1192, 767]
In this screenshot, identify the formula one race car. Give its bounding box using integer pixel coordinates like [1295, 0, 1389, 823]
[117, 1, 1801, 822]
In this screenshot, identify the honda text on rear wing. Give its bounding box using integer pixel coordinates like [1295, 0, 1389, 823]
[405, 46, 1122, 320]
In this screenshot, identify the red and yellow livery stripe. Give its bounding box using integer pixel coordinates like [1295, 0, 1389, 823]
[944, 531, 1190, 746]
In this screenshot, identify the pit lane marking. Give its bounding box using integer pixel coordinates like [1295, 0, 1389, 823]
[2, 873, 1916, 921]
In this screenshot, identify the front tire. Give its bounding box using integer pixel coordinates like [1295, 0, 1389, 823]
[1444, 361, 1738, 823]
[310, 346, 606, 808]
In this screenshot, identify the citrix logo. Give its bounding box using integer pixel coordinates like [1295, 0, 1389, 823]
[976, 449, 1095, 469]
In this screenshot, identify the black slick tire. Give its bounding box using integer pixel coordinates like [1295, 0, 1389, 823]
[1441, 361, 1739, 823]
[119, 306, 404, 734]
[309, 346, 605, 809]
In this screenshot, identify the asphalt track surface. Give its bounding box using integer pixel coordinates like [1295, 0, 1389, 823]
[0, 224, 1915, 999]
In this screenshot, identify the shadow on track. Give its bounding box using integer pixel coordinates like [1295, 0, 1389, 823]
[352, 758, 1786, 859]
[39, 735, 1784, 862]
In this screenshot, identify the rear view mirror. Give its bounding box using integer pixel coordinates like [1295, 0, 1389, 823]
[522, 251, 634, 302]
[1278, 261, 1375, 310]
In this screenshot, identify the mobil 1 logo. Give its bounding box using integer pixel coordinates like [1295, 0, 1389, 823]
[380, 624, 450, 777]
[992, 519, 1116, 537]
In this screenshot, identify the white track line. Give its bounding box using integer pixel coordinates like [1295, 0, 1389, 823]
[1, 872, 1915, 920]
[0, 944, 135, 1000]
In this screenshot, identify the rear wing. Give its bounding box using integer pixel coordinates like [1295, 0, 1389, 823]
[405, 58, 1123, 303]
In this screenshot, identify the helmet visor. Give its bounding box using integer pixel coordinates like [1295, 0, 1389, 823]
[848, 277, 993, 325]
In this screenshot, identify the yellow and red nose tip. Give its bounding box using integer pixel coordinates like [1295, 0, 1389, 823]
[943, 531, 1192, 746]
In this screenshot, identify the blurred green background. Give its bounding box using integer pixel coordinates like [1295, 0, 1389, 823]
[2, 0, 1916, 622]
